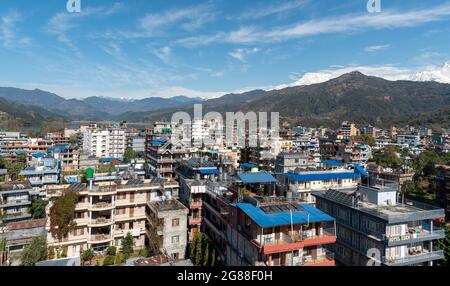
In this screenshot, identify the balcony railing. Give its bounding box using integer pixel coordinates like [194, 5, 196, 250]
[298, 250, 335, 266]
[189, 216, 202, 225]
[89, 234, 112, 242]
[382, 249, 444, 266]
[384, 228, 446, 246]
[90, 217, 112, 225]
[90, 202, 114, 210]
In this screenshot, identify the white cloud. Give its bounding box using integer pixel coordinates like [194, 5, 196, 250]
[228, 48, 261, 62]
[46, 3, 124, 54]
[153, 46, 172, 65]
[365, 44, 391, 52]
[0, 11, 31, 48]
[138, 3, 215, 33]
[232, 0, 309, 20]
[179, 3, 450, 46]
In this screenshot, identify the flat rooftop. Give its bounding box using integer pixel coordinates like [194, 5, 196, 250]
[150, 199, 187, 212]
[314, 188, 445, 223]
[235, 202, 335, 228]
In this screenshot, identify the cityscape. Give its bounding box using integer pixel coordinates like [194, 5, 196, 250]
[0, 0, 450, 270]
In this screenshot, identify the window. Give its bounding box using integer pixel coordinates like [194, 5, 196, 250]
[172, 218, 180, 227]
[171, 236, 180, 244]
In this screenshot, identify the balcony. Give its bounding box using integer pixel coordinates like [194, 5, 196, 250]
[189, 216, 202, 225]
[384, 228, 446, 247]
[89, 202, 114, 211]
[383, 249, 444, 266]
[0, 199, 31, 208]
[190, 200, 203, 209]
[299, 250, 335, 266]
[89, 217, 114, 227]
[256, 229, 336, 255]
[89, 234, 113, 244]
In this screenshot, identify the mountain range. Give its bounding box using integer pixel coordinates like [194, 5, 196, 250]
[1, 71, 450, 130]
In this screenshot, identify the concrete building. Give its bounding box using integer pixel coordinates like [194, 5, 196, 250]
[313, 180, 446, 266]
[146, 199, 189, 261]
[19, 155, 60, 194]
[145, 122, 198, 179]
[397, 134, 420, 148]
[82, 127, 126, 159]
[0, 218, 47, 266]
[339, 122, 359, 139]
[226, 196, 336, 266]
[45, 177, 180, 258]
[277, 167, 364, 203]
[0, 181, 33, 223]
[275, 151, 314, 173]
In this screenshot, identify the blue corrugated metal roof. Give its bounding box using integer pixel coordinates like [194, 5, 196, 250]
[241, 163, 256, 168]
[236, 203, 335, 228]
[322, 160, 344, 166]
[32, 152, 46, 158]
[199, 168, 220, 175]
[282, 171, 359, 182]
[354, 164, 369, 177]
[150, 140, 166, 146]
[237, 172, 276, 184]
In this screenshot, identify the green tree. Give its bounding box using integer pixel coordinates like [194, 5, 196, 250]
[189, 232, 199, 261]
[195, 233, 203, 266]
[121, 232, 135, 260]
[21, 237, 47, 266]
[81, 249, 94, 265]
[203, 243, 209, 267]
[123, 147, 138, 163]
[49, 191, 78, 240]
[210, 249, 216, 266]
[0, 238, 6, 252]
[107, 246, 117, 256]
[31, 198, 48, 219]
[436, 227, 450, 266]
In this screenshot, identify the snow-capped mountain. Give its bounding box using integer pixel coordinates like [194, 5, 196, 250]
[285, 60, 450, 87]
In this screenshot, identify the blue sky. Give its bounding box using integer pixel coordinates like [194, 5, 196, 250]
[1, 0, 450, 99]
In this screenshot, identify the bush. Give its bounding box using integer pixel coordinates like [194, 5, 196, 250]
[21, 237, 47, 266]
[82, 249, 94, 264]
[139, 248, 148, 258]
[103, 255, 116, 266]
[106, 246, 117, 256]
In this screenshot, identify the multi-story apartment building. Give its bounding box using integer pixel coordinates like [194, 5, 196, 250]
[277, 167, 363, 203]
[19, 155, 60, 194]
[313, 181, 446, 266]
[45, 177, 180, 258]
[274, 151, 314, 174]
[0, 181, 33, 223]
[202, 178, 236, 263]
[435, 164, 450, 219]
[397, 134, 420, 148]
[226, 196, 337, 266]
[46, 132, 70, 145]
[48, 145, 80, 172]
[145, 122, 198, 179]
[339, 121, 359, 139]
[146, 199, 189, 261]
[82, 127, 126, 159]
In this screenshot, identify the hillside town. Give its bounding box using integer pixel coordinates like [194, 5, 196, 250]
[0, 120, 449, 267]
